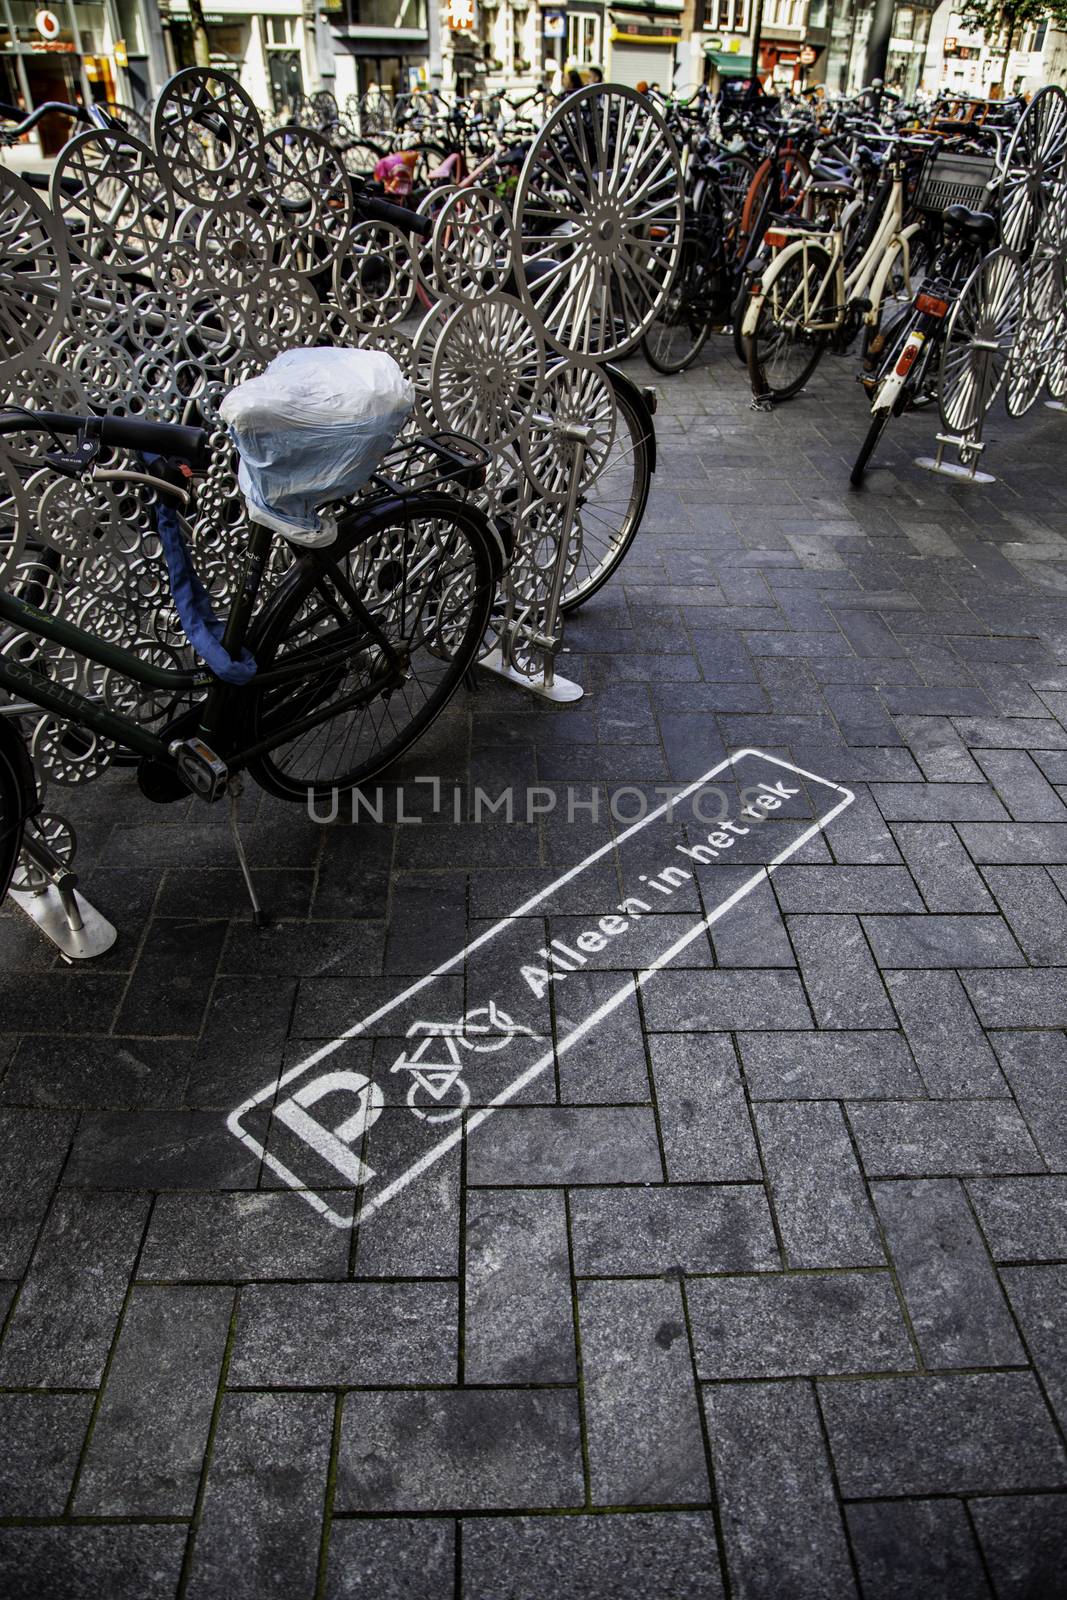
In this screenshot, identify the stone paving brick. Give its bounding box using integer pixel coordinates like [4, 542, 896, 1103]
[820, 786, 903, 864]
[1001, 1266, 1067, 1430]
[969, 1494, 1067, 1600]
[739, 1030, 923, 1099]
[554, 974, 651, 1103]
[848, 1100, 1042, 1177]
[968, 1175, 1067, 1260]
[336, 1390, 584, 1511]
[579, 1278, 708, 1505]
[845, 1500, 991, 1600]
[771, 864, 923, 913]
[974, 749, 1067, 821]
[888, 718, 986, 783]
[689, 1270, 911, 1378]
[0, 1393, 93, 1515]
[649, 1034, 761, 1181]
[963, 968, 1067, 1030]
[229, 1282, 457, 1387]
[872, 783, 1008, 821]
[114, 918, 228, 1036]
[325, 1520, 455, 1600]
[0, 1527, 187, 1600]
[464, 1190, 574, 1383]
[465, 1107, 662, 1186]
[819, 1372, 1067, 1496]
[884, 971, 1006, 1097]
[756, 1102, 883, 1268]
[873, 1179, 1023, 1367]
[186, 1392, 333, 1600]
[354, 1111, 461, 1278]
[139, 1190, 353, 1281]
[569, 1185, 778, 1276]
[889, 823, 995, 911]
[184, 975, 298, 1106]
[75, 1285, 232, 1515]
[0, 1190, 149, 1387]
[704, 1380, 856, 1600]
[461, 1512, 724, 1600]
[957, 821, 1067, 863]
[63, 1110, 256, 1191]
[640, 968, 813, 1032]
[787, 914, 896, 1028]
[980, 866, 1067, 965]
[990, 1031, 1067, 1171]
[0, 1035, 189, 1110]
[863, 913, 1024, 968]
[0, 1108, 75, 1276]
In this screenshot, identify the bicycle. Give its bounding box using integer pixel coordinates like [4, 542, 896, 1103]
[849, 202, 1001, 485]
[0, 412, 504, 898]
[743, 139, 925, 403]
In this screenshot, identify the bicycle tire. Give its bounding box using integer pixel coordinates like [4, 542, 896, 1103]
[850, 407, 893, 487]
[245, 495, 496, 803]
[559, 378, 652, 613]
[0, 719, 36, 903]
[746, 242, 831, 404]
[641, 237, 712, 374]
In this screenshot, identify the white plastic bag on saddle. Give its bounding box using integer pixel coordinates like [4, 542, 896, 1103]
[219, 347, 414, 548]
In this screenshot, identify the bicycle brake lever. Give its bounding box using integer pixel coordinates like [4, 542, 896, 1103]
[44, 431, 100, 479]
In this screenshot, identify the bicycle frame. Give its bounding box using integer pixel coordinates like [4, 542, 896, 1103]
[742, 154, 920, 341]
[0, 515, 409, 780]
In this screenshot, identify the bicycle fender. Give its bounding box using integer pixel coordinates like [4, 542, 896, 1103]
[603, 363, 657, 476]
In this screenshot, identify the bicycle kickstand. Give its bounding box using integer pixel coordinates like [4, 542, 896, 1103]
[227, 779, 272, 929]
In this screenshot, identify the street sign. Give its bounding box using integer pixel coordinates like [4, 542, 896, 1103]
[799, 44, 817, 64]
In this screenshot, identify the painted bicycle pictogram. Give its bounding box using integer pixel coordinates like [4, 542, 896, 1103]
[390, 1002, 535, 1122]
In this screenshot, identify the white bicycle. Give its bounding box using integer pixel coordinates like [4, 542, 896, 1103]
[743, 141, 926, 403]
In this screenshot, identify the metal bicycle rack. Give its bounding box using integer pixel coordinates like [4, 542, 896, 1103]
[919, 87, 1067, 485]
[0, 70, 682, 955]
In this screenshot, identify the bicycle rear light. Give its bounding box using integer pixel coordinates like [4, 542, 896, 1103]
[764, 229, 788, 249]
[915, 292, 949, 318]
[895, 333, 925, 376]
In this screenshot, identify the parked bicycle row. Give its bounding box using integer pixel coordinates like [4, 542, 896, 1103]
[0, 72, 681, 929]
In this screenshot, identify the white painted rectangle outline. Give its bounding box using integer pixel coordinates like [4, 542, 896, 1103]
[227, 749, 854, 1228]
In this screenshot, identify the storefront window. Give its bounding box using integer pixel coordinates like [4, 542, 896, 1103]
[348, 0, 428, 26]
[567, 12, 601, 64]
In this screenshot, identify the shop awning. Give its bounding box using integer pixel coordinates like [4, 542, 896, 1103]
[705, 48, 753, 72]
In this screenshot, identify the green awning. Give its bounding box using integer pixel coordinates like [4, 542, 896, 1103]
[706, 50, 752, 72]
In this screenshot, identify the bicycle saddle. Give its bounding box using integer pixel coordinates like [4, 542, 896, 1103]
[809, 175, 857, 196]
[943, 204, 997, 245]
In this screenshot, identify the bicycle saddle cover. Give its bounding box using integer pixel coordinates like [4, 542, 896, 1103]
[220, 347, 414, 547]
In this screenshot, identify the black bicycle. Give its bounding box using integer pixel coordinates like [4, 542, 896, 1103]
[0, 412, 504, 894]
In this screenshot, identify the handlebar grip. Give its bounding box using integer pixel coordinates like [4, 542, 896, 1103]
[0, 411, 211, 464]
[94, 416, 211, 465]
[352, 184, 433, 238]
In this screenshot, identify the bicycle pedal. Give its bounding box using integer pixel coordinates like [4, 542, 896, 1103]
[170, 737, 230, 802]
[750, 396, 774, 413]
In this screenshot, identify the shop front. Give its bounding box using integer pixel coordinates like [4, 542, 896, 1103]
[607, 0, 681, 89]
[0, 1, 115, 153]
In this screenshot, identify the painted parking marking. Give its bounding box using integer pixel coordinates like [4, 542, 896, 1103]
[227, 749, 854, 1228]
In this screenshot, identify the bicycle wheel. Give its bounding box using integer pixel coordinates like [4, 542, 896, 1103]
[245, 496, 496, 803]
[560, 377, 652, 612]
[0, 719, 35, 904]
[641, 235, 713, 374]
[746, 243, 831, 403]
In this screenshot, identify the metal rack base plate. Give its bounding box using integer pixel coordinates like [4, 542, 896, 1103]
[9, 885, 118, 960]
[479, 648, 585, 703]
[915, 455, 996, 485]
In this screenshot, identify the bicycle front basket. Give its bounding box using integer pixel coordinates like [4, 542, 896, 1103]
[916, 149, 997, 217]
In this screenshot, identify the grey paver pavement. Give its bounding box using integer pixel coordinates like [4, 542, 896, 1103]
[2, 347, 1067, 1595]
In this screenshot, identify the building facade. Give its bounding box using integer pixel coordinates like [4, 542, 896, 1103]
[922, 0, 1067, 95]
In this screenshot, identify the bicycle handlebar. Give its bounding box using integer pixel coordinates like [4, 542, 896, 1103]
[0, 410, 211, 466]
[351, 181, 432, 238]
